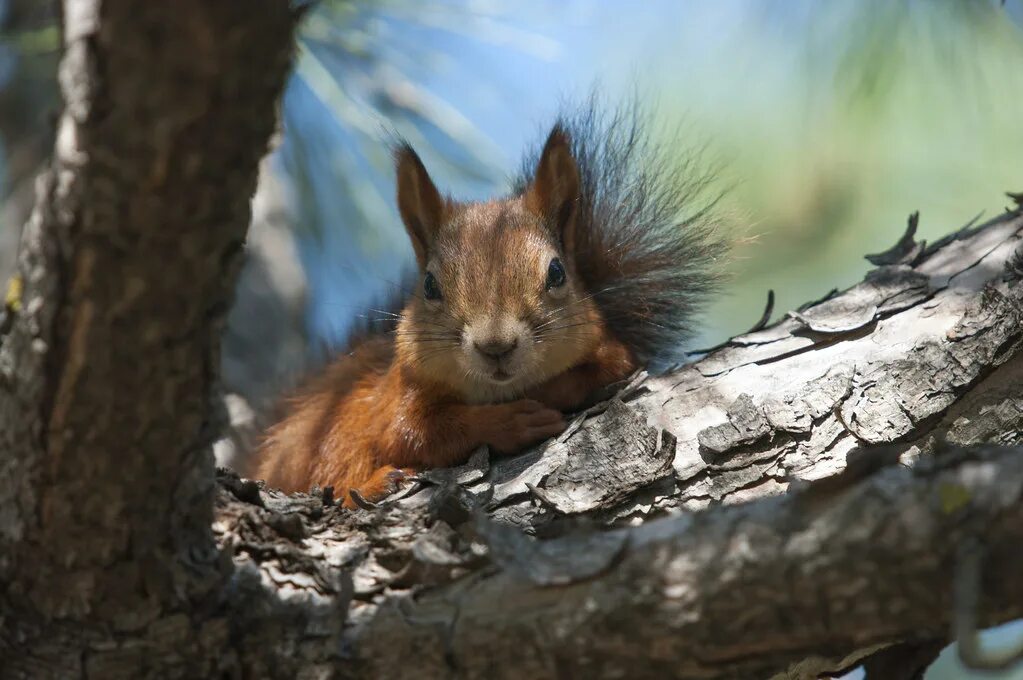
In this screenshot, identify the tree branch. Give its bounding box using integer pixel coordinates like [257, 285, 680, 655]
[208, 209, 1023, 678]
[348, 444, 1023, 679]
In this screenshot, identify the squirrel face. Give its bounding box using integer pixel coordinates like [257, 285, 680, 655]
[393, 128, 601, 402]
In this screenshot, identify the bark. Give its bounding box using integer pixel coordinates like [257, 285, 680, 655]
[349, 444, 1023, 680]
[2, 1, 1023, 678]
[0, 0, 296, 676]
[209, 208, 1023, 679]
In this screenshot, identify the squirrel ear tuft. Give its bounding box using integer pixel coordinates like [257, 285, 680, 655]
[525, 124, 580, 251]
[395, 142, 445, 267]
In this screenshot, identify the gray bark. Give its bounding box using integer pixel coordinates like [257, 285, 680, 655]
[2, 1, 1023, 678]
[218, 207, 1023, 680]
[348, 444, 1023, 680]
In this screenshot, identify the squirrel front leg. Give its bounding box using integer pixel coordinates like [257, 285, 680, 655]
[389, 398, 567, 467]
[345, 465, 416, 509]
[529, 337, 637, 412]
[465, 399, 567, 455]
[346, 399, 566, 509]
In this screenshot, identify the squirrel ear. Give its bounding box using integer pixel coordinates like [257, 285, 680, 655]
[525, 124, 580, 251]
[395, 142, 445, 267]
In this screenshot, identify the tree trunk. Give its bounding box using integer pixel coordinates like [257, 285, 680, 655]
[0, 1, 296, 676]
[2, 2, 1023, 679]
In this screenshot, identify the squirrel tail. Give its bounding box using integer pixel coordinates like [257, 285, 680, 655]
[515, 98, 729, 368]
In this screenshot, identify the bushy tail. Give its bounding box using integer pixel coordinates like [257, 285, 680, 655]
[514, 99, 729, 368]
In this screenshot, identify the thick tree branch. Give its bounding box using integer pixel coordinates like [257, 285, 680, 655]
[207, 208, 1023, 678]
[351, 444, 1023, 679]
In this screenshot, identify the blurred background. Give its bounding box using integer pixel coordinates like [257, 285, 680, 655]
[0, 1, 1021, 677]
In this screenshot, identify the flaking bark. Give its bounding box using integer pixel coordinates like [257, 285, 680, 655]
[217, 207, 1023, 680]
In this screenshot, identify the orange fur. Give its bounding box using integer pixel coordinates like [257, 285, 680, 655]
[254, 128, 639, 506]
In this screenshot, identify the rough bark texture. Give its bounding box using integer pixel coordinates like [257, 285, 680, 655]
[207, 207, 1023, 679]
[2, 1, 1023, 678]
[0, 0, 296, 676]
[350, 445, 1023, 679]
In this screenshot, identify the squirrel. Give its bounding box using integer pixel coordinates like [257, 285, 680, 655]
[253, 103, 726, 508]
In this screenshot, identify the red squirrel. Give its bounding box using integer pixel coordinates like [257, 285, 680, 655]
[254, 105, 726, 507]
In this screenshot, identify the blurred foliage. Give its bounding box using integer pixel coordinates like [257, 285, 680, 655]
[286, 0, 1023, 352]
[639, 0, 1023, 346]
[281, 0, 559, 344]
[0, 0, 59, 280]
[0, 0, 57, 195]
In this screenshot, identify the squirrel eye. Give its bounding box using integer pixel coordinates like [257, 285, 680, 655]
[423, 271, 442, 301]
[546, 257, 567, 290]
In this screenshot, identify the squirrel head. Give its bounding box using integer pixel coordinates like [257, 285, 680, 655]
[393, 126, 602, 401]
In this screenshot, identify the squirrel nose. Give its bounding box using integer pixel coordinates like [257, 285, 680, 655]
[474, 338, 518, 361]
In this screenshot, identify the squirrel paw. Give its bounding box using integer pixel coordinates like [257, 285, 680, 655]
[486, 399, 566, 454]
[344, 465, 415, 510]
[528, 379, 590, 412]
